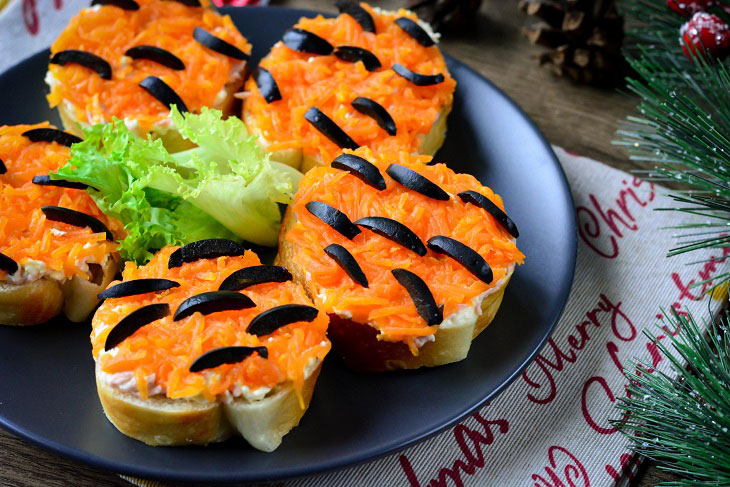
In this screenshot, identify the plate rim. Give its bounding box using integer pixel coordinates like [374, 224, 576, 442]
[0, 6, 577, 482]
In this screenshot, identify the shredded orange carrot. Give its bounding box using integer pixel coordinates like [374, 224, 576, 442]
[0, 124, 120, 280]
[243, 3, 456, 163]
[91, 247, 331, 403]
[47, 0, 250, 133]
[285, 147, 524, 347]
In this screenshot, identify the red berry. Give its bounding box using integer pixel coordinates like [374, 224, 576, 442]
[667, 0, 714, 16]
[680, 12, 730, 59]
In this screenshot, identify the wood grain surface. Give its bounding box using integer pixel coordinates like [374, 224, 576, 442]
[0, 0, 676, 486]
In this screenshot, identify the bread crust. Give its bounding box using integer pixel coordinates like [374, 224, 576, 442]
[275, 205, 512, 372]
[54, 61, 248, 153]
[243, 104, 451, 172]
[0, 258, 118, 326]
[96, 361, 322, 451]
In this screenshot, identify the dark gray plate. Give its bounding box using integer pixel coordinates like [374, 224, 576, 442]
[0, 6, 576, 483]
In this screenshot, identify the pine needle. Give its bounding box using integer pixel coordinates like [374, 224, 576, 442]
[613, 309, 730, 486]
[616, 0, 730, 287]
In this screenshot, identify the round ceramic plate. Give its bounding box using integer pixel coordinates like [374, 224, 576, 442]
[0, 6, 576, 483]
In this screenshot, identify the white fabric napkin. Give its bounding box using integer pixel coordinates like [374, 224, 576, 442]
[117, 148, 726, 487]
[0, 0, 85, 74]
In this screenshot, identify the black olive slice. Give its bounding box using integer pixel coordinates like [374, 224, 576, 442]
[49, 50, 112, 80]
[0, 252, 18, 275]
[392, 64, 445, 86]
[98, 279, 180, 299]
[163, 0, 201, 6]
[90, 0, 139, 11]
[351, 97, 396, 136]
[22, 128, 82, 148]
[391, 268, 443, 326]
[304, 107, 359, 150]
[0, 158, 5, 174]
[125, 46, 185, 70]
[427, 236, 493, 284]
[305, 201, 361, 240]
[174, 291, 256, 321]
[354, 216, 427, 256]
[219, 265, 292, 291]
[333, 46, 381, 71]
[254, 67, 282, 103]
[282, 28, 334, 55]
[189, 346, 268, 373]
[168, 239, 246, 269]
[246, 304, 319, 336]
[41, 206, 113, 241]
[324, 244, 368, 288]
[386, 164, 449, 201]
[335, 0, 376, 33]
[331, 153, 386, 190]
[104, 303, 170, 351]
[139, 76, 188, 113]
[394, 17, 435, 47]
[32, 175, 89, 190]
[458, 190, 519, 238]
[193, 27, 249, 61]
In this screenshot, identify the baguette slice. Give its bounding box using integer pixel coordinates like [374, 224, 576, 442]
[47, 0, 250, 152]
[242, 2, 456, 171]
[91, 244, 330, 450]
[276, 147, 524, 372]
[276, 207, 512, 372]
[244, 105, 450, 173]
[96, 360, 321, 451]
[0, 123, 121, 326]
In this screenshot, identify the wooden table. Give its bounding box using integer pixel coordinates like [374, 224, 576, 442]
[0, 0, 676, 485]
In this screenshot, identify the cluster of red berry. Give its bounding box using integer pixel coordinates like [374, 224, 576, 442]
[668, 0, 730, 59]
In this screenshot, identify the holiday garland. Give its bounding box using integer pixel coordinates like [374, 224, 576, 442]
[614, 0, 730, 484]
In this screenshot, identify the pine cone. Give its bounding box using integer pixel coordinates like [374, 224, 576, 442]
[519, 0, 628, 87]
[408, 0, 483, 33]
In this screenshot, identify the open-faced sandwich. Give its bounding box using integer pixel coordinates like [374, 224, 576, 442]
[277, 147, 523, 371]
[91, 240, 330, 451]
[242, 1, 456, 172]
[46, 0, 250, 151]
[0, 124, 121, 325]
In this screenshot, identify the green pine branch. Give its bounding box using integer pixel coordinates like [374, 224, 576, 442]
[616, 0, 730, 286]
[613, 308, 730, 486]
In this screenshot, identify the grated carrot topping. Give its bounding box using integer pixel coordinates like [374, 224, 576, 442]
[47, 0, 251, 133]
[91, 247, 331, 403]
[285, 147, 524, 345]
[243, 2, 456, 163]
[0, 124, 120, 280]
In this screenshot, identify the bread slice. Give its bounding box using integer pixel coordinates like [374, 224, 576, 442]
[243, 104, 450, 173]
[51, 62, 247, 153]
[276, 207, 513, 372]
[0, 258, 118, 326]
[241, 3, 455, 172]
[96, 360, 321, 451]
[91, 245, 330, 450]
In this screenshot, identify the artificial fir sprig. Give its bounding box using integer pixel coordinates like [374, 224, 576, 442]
[615, 0, 730, 281]
[614, 309, 730, 486]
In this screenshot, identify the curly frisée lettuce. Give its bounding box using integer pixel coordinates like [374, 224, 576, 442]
[53, 107, 302, 263]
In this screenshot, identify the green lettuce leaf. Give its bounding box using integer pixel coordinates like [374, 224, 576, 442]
[54, 108, 300, 263]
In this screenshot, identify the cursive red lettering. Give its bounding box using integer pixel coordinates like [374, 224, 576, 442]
[577, 205, 618, 259]
[532, 446, 590, 487]
[522, 338, 578, 404]
[22, 0, 39, 35]
[399, 412, 509, 487]
[671, 273, 700, 301]
[581, 376, 618, 435]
